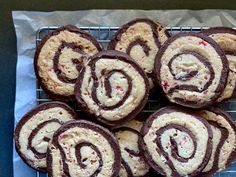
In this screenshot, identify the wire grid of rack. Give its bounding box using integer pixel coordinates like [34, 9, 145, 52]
[34, 26, 236, 177]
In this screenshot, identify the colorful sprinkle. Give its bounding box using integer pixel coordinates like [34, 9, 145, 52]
[162, 80, 169, 91]
[116, 85, 121, 90]
[199, 40, 207, 46]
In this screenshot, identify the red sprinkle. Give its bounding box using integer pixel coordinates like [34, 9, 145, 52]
[116, 85, 121, 90]
[199, 40, 207, 46]
[162, 80, 169, 91]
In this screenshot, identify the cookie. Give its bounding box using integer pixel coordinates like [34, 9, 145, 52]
[108, 18, 170, 87]
[34, 25, 102, 101]
[140, 107, 213, 177]
[47, 120, 121, 177]
[197, 107, 236, 177]
[75, 50, 149, 126]
[113, 118, 150, 177]
[155, 32, 229, 108]
[202, 27, 236, 102]
[14, 101, 78, 172]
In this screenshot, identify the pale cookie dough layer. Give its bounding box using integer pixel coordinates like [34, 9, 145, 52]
[203, 27, 236, 102]
[155, 32, 228, 108]
[140, 107, 212, 177]
[75, 50, 149, 126]
[197, 108, 236, 176]
[114, 126, 150, 177]
[108, 18, 170, 87]
[116, 119, 144, 132]
[14, 102, 77, 172]
[47, 120, 121, 177]
[35, 25, 101, 100]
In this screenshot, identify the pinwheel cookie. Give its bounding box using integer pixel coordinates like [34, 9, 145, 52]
[47, 120, 121, 177]
[114, 117, 150, 177]
[14, 102, 78, 172]
[203, 27, 236, 102]
[108, 18, 170, 87]
[155, 32, 229, 108]
[75, 50, 149, 126]
[34, 25, 102, 101]
[140, 107, 213, 177]
[197, 107, 236, 177]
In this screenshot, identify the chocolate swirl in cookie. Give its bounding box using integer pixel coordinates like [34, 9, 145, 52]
[114, 118, 150, 177]
[14, 102, 78, 172]
[140, 107, 213, 177]
[47, 120, 121, 177]
[75, 50, 149, 126]
[155, 32, 229, 108]
[34, 25, 102, 101]
[196, 107, 236, 177]
[202, 27, 236, 102]
[108, 18, 170, 87]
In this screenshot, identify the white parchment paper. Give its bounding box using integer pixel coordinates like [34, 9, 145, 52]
[12, 10, 236, 177]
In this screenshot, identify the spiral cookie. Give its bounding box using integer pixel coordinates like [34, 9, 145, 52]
[47, 120, 121, 177]
[197, 107, 236, 177]
[14, 102, 78, 172]
[140, 107, 213, 177]
[34, 25, 102, 101]
[108, 18, 170, 87]
[114, 118, 150, 177]
[202, 27, 236, 102]
[155, 32, 229, 108]
[75, 50, 149, 126]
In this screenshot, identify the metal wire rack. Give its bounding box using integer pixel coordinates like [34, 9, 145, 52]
[35, 26, 236, 177]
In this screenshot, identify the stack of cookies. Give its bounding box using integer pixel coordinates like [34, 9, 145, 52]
[14, 19, 236, 177]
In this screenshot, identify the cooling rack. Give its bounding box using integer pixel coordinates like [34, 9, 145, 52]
[34, 26, 236, 177]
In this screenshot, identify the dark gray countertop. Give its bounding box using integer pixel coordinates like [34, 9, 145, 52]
[1, 1, 236, 177]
